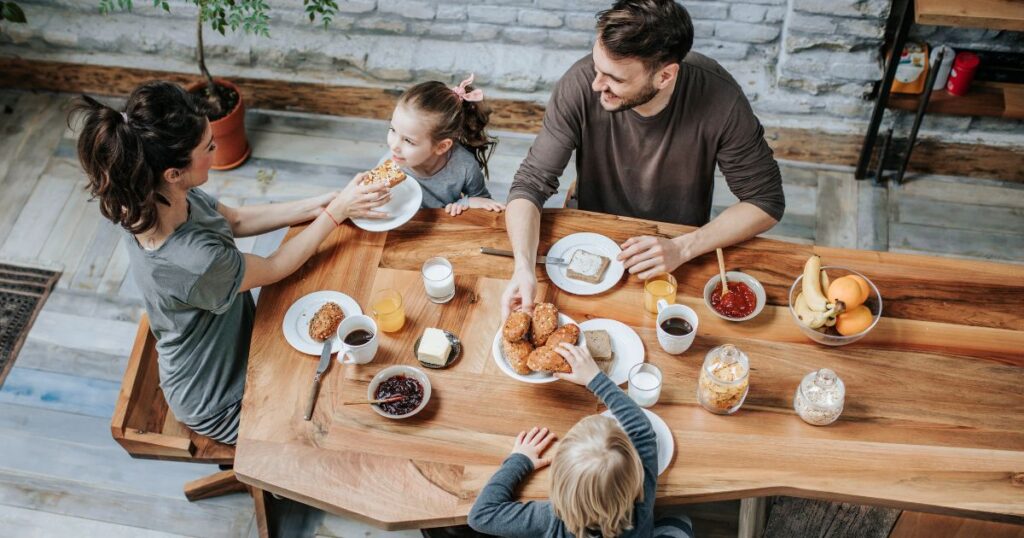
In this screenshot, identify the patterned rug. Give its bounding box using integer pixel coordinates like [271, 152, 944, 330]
[0, 263, 61, 388]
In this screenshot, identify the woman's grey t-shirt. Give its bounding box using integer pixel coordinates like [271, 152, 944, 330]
[382, 144, 491, 208]
[123, 188, 254, 426]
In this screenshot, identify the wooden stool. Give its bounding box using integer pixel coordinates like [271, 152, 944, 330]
[110, 314, 272, 537]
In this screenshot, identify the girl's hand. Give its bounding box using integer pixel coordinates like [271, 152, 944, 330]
[511, 426, 557, 470]
[445, 202, 468, 217]
[308, 191, 339, 220]
[553, 343, 601, 387]
[466, 197, 505, 212]
[329, 173, 391, 221]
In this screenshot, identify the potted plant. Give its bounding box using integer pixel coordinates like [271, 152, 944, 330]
[101, 0, 339, 169]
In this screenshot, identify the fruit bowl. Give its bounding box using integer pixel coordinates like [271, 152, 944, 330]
[788, 266, 882, 346]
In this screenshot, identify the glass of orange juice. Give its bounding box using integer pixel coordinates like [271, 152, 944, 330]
[643, 273, 677, 314]
[371, 289, 405, 333]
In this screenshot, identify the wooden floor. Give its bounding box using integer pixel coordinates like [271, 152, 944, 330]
[0, 89, 1021, 537]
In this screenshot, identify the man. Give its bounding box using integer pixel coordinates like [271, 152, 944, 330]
[501, 0, 785, 317]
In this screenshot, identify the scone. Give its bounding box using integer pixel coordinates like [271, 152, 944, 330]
[502, 311, 531, 342]
[361, 159, 406, 188]
[309, 302, 344, 342]
[530, 303, 559, 347]
[545, 323, 580, 349]
[502, 338, 534, 376]
[526, 346, 571, 374]
[566, 249, 610, 284]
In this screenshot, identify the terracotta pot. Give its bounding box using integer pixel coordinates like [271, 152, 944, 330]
[186, 78, 251, 170]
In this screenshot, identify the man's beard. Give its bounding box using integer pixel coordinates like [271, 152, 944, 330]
[603, 79, 660, 113]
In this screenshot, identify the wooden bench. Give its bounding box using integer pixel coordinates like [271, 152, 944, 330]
[111, 314, 272, 536]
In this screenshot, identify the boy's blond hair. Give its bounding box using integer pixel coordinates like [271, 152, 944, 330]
[550, 415, 644, 537]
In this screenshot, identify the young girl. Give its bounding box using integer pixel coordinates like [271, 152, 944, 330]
[468, 344, 694, 538]
[387, 74, 505, 217]
[70, 81, 389, 444]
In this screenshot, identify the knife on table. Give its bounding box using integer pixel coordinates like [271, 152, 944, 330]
[304, 339, 332, 421]
[480, 247, 567, 265]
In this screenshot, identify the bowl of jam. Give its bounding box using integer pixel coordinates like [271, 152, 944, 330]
[703, 271, 766, 322]
[367, 366, 431, 419]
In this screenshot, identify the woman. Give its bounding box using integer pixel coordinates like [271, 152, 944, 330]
[70, 81, 389, 444]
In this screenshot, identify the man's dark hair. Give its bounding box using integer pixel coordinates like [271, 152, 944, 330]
[596, 0, 694, 71]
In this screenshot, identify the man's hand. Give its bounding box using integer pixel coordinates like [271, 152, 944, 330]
[501, 268, 537, 319]
[511, 426, 557, 470]
[617, 235, 688, 280]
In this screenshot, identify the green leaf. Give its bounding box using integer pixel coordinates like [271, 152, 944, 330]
[1, 1, 27, 22]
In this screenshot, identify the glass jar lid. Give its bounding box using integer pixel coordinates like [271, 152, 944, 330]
[703, 344, 749, 384]
[799, 368, 845, 409]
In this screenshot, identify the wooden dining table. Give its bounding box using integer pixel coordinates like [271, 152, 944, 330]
[234, 208, 1024, 530]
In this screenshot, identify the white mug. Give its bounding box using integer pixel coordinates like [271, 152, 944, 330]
[656, 299, 698, 355]
[335, 315, 379, 365]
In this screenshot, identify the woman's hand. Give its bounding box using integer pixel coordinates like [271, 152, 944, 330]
[553, 343, 601, 387]
[511, 426, 557, 471]
[328, 174, 391, 221]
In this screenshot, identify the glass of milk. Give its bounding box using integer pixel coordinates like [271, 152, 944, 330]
[422, 257, 456, 304]
[628, 363, 662, 408]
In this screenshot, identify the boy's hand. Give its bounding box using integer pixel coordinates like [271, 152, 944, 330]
[511, 426, 557, 470]
[553, 343, 600, 386]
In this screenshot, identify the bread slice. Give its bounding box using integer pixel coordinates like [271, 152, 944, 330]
[584, 330, 613, 361]
[597, 352, 615, 374]
[566, 249, 610, 284]
[362, 159, 406, 188]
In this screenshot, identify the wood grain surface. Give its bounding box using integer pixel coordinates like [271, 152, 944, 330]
[235, 209, 1024, 530]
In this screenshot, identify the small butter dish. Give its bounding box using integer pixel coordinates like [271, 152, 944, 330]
[413, 329, 462, 369]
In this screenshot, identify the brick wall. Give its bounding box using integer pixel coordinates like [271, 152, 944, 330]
[2, 0, 1021, 146]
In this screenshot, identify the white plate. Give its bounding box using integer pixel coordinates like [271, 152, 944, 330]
[602, 408, 674, 476]
[282, 291, 363, 356]
[492, 313, 587, 384]
[578, 318, 645, 386]
[545, 233, 625, 295]
[351, 177, 423, 232]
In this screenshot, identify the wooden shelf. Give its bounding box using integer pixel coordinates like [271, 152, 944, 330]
[916, 0, 1024, 32]
[887, 82, 1024, 119]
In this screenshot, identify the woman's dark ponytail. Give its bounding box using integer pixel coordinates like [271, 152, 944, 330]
[68, 81, 209, 235]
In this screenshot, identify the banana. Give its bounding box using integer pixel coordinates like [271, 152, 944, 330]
[820, 269, 830, 294]
[802, 255, 830, 312]
[795, 292, 829, 329]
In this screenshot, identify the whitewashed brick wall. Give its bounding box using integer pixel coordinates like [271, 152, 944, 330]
[2, 0, 1021, 145]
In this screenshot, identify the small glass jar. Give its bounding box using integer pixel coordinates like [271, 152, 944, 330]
[793, 368, 845, 426]
[697, 344, 749, 415]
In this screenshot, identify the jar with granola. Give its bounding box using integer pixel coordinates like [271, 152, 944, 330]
[793, 368, 844, 426]
[697, 344, 749, 415]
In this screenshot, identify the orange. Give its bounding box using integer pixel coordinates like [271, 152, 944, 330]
[836, 305, 873, 336]
[828, 276, 865, 310]
[847, 274, 871, 304]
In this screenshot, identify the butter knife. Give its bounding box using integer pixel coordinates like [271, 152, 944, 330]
[480, 247, 567, 265]
[304, 339, 332, 420]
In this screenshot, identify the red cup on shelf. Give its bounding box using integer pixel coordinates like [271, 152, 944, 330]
[945, 52, 980, 96]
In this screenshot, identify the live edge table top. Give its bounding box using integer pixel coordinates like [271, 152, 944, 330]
[235, 208, 1024, 530]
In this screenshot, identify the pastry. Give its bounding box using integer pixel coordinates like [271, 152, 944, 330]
[530, 303, 559, 347]
[526, 345, 571, 374]
[545, 323, 580, 349]
[502, 311, 531, 342]
[309, 302, 344, 342]
[502, 338, 534, 375]
[566, 249, 610, 284]
[361, 159, 406, 188]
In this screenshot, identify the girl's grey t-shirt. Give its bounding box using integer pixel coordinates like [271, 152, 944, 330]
[123, 188, 254, 425]
[382, 144, 491, 208]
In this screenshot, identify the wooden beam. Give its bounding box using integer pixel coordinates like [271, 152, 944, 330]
[183, 469, 248, 501]
[2, 57, 1021, 183]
